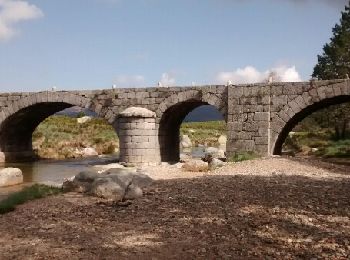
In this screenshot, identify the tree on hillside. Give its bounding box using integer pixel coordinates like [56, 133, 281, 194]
[312, 1, 350, 140]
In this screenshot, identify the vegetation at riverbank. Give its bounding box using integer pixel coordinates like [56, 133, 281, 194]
[283, 130, 350, 158]
[33, 115, 119, 159]
[0, 184, 63, 214]
[180, 120, 226, 146]
[32, 115, 349, 160]
[32, 117, 227, 159]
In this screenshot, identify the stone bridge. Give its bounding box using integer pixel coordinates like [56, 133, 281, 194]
[0, 79, 348, 163]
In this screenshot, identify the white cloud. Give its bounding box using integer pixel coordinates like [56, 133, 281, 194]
[159, 72, 176, 87]
[0, 0, 43, 41]
[113, 74, 145, 87]
[217, 65, 302, 84]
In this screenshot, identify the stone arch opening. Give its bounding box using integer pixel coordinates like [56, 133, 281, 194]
[0, 102, 73, 162]
[273, 95, 350, 155]
[158, 99, 226, 162]
[0, 99, 118, 162]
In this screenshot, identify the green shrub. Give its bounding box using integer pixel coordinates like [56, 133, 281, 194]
[0, 184, 63, 214]
[76, 111, 85, 118]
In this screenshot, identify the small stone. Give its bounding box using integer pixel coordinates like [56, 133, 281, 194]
[77, 116, 92, 124]
[181, 135, 192, 148]
[82, 147, 98, 157]
[182, 160, 208, 172]
[208, 158, 225, 170]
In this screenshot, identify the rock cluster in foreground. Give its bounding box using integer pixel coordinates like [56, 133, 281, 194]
[63, 168, 153, 202]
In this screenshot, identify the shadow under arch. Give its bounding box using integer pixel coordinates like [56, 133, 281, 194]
[273, 95, 350, 155]
[158, 99, 226, 162]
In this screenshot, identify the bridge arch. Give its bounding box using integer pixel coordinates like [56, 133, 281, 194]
[0, 92, 106, 162]
[272, 81, 350, 155]
[157, 90, 227, 162]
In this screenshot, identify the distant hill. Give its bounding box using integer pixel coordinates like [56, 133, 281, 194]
[57, 105, 223, 122]
[184, 105, 223, 122]
[56, 107, 97, 117]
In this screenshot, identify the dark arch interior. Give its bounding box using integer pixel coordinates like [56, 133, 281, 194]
[273, 95, 350, 155]
[0, 102, 74, 162]
[159, 100, 225, 162]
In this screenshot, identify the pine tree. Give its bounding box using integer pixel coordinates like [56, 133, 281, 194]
[311, 1, 350, 140]
[313, 2, 350, 79]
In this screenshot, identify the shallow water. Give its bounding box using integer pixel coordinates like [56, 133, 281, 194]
[0, 155, 118, 198]
[0, 146, 222, 199]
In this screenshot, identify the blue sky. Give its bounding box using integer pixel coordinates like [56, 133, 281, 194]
[0, 0, 348, 91]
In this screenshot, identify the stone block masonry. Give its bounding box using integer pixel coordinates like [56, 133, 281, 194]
[117, 107, 160, 164]
[0, 79, 348, 163]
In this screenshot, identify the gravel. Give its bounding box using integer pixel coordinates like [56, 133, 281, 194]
[0, 157, 349, 259]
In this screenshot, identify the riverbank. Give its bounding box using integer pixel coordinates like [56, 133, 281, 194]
[32, 116, 227, 159]
[0, 157, 349, 259]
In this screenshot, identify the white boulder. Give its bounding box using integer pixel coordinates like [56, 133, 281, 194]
[218, 135, 227, 146]
[82, 148, 98, 157]
[311, 148, 319, 153]
[77, 116, 92, 124]
[181, 135, 192, 148]
[218, 135, 227, 152]
[0, 168, 23, 187]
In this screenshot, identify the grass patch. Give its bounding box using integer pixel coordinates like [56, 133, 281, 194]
[0, 184, 63, 214]
[283, 130, 350, 159]
[316, 139, 350, 158]
[33, 115, 119, 159]
[228, 152, 258, 162]
[180, 121, 226, 146]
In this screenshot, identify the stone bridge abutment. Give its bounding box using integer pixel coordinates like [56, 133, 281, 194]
[0, 79, 348, 163]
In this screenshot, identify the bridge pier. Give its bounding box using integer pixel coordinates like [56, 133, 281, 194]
[117, 107, 160, 165]
[0, 151, 36, 163]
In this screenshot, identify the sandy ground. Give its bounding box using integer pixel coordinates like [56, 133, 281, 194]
[0, 157, 349, 259]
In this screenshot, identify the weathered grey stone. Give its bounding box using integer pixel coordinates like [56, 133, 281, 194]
[75, 170, 100, 183]
[119, 107, 156, 118]
[90, 177, 125, 201]
[0, 79, 347, 163]
[208, 158, 225, 170]
[64, 169, 153, 201]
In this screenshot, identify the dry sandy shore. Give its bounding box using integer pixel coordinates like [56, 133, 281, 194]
[0, 157, 349, 259]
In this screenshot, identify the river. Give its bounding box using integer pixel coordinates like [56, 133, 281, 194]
[0, 155, 118, 199]
[0, 146, 211, 200]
